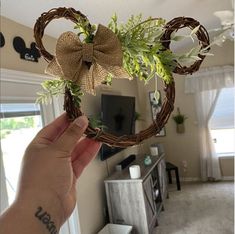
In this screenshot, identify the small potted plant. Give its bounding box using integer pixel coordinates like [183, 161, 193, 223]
[172, 107, 187, 133]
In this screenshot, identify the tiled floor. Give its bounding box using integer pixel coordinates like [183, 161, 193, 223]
[154, 181, 234, 234]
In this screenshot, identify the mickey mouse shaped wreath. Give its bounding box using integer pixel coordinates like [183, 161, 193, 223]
[34, 7, 210, 147]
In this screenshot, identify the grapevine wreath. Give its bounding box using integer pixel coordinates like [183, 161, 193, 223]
[34, 7, 210, 147]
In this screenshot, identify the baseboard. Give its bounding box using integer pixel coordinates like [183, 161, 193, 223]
[170, 176, 234, 182]
[181, 177, 200, 182]
[171, 177, 200, 182]
[221, 176, 234, 181]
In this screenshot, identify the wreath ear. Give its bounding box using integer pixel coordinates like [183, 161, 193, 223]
[0, 32, 5, 48]
[13, 36, 26, 53]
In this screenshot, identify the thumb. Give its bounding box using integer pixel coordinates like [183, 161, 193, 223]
[53, 116, 88, 153]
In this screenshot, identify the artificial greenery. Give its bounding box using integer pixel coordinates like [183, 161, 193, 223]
[89, 116, 108, 130]
[107, 14, 213, 84]
[74, 14, 96, 43]
[172, 107, 188, 124]
[134, 111, 144, 121]
[36, 79, 84, 107]
[108, 14, 175, 84]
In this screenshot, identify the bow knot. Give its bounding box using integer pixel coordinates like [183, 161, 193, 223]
[82, 43, 94, 63]
[46, 24, 132, 95]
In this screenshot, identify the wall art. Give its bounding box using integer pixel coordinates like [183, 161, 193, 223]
[13, 36, 41, 62]
[149, 91, 166, 136]
[0, 32, 5, 48]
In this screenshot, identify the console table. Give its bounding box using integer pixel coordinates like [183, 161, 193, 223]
[104, 154, 167, 234]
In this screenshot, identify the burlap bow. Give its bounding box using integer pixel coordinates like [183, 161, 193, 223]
[46, 24, 132, 95]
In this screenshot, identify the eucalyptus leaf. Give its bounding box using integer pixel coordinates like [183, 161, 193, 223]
[154, 90, 160, 102]
[187, 45, 202, 57]
[171, 35, 188, 41]
[190, 25, 201, 36]
[199, 51, 214, 56]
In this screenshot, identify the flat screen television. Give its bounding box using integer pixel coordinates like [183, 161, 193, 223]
[100, 94, 135, 161]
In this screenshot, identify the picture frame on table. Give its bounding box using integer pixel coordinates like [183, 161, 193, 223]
[149, 91, 166, 137]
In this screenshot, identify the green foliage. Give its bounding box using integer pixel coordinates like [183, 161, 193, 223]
[0, 130, 11, 139]
[36, 79, 84, 108]
[0, 116, 35, 130]
[108, 14, 176, 84]
[36, 79, 65, 104]
[71, 14, 213, 88]
[89, 116, 108, 130]
[134, 111, 144, 121]
[0, 116, 36, 139]
[65, 80, 84, 108]
[172, 107, 188, 124]
[74, 14, 96, 43]
[103, 73, 113, 86]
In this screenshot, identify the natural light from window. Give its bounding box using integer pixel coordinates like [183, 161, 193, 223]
[210, 87, 234, 156]
[211, 129, 235, 156]
[0, 103, 43, 205]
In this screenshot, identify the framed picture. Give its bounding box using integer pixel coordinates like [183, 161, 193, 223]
[149, 91, 166, 137]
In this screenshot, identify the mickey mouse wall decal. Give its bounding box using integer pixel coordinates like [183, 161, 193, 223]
[13, 36, 41, 62]
[0, 32, 5, 48]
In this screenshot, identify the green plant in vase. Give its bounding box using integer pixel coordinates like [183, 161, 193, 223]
[172, 107, 188, 133]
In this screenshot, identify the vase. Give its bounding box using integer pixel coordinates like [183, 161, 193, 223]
[177, 123, 185, 133]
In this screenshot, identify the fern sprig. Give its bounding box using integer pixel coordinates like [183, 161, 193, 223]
[36, 79, 84, 107]
[108, 14, 175, 83]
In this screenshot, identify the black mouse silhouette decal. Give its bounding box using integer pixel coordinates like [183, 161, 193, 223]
[13, 36, 41, 62]
[0, 32, 5, 48]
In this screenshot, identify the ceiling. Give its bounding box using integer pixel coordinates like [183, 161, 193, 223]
[1, 0, 233, 48]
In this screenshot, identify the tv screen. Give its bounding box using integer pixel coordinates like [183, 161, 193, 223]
[100, 94, 135, 161]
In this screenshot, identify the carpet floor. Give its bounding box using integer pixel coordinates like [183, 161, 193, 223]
[154, 181, 234, 234]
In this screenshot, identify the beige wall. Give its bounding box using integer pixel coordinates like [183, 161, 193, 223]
[141, 40, 234, 179]
[0, 16, 55, 74]
[1, 16, 234, 234]
[220, 157, 234, 177]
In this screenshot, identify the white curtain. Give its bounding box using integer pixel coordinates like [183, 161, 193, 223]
[0, 151, 8, 213]
[185, 65, 234, 181]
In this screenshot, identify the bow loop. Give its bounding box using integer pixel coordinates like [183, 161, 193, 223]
[46, 24, 132, 94]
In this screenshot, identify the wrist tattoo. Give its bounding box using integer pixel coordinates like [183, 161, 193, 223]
[35, 207, 58, 234]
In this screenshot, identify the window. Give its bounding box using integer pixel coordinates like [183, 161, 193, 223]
[0, 103, 43, 205]
[210, 87, 235, 156]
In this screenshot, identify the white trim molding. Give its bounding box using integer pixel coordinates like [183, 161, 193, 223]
[0, 68, 50, 85]
[221, 176, 234, 181]
[171, 177, 200, 182]
[171, 176, 234, 182]
[180, 177, 200, 182]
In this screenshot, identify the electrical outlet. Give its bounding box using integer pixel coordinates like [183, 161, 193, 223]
[182, 160, 187, 168]
[182, 160, 188, 173]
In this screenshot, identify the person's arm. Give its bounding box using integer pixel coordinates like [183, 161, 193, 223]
[0, 114, 101, 234]
[0, 192, 62, 234]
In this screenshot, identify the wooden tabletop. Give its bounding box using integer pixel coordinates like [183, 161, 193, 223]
[104, 153, 165, 183]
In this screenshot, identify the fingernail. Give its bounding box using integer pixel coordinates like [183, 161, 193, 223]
[75, 116, 88, 128]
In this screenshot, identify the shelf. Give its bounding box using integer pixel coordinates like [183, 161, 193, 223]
[153, 179, 158, 187]
[155, 202, 162, 215]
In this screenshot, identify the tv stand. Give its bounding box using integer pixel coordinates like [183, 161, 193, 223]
[104, 154, 167, 234]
